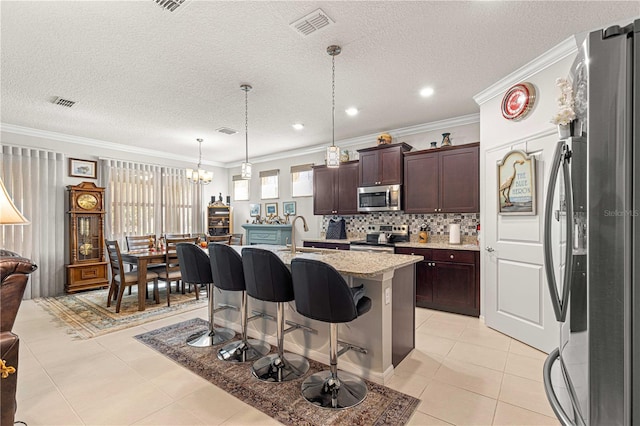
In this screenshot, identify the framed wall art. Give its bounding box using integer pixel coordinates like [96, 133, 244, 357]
[497, 150, 536, 215]
[282, 201, 296, 216]
[265, 202, 278, 217]
[249, 203, 261, 217]
[69, 158, 97, 179]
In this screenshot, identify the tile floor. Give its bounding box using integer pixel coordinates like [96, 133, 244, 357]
[12, 301, 559, 425]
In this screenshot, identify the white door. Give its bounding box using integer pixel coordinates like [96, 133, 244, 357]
[483, 133, 559, 353]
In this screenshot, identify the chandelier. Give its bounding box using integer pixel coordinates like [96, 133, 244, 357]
[241, 84, 252, 179]
[326, 45, 341, 168]
[186, 138, 213, 185]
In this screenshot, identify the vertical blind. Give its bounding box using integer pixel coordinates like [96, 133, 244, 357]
[100, 159, 204, 246]
[1, 145, 65, 298]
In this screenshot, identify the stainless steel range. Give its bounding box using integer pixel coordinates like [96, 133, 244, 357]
[350, 224, 409, 253]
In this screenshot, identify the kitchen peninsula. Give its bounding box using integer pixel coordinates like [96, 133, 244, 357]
[213, 245, 422, 385]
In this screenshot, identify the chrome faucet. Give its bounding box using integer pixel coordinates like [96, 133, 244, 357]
[291, 215, 309, 254]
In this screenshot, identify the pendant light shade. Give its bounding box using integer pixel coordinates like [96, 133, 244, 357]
[326, 44, 341, 168]
[241, 84, 252, 179]
[186, 138, 213, 185]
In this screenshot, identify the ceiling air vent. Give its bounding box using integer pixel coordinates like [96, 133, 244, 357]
[290, 9, 334, 37]
[216, 127, 238, 135]
[153, 0, 188, 12]
[53, 97, 76, 108]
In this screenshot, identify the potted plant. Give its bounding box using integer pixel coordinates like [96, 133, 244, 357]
[550, 77, 576, 139]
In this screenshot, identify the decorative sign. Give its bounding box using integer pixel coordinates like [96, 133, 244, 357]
[501, 82, 536, 121]
[497, 150, 536, 215]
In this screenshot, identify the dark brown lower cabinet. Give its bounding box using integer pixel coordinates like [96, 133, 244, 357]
[395, 247, 480, 317]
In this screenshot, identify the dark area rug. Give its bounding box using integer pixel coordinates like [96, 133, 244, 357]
[134, 318, 420, 425]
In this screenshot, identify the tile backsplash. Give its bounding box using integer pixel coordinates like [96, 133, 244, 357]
[321, 212, 480, 239]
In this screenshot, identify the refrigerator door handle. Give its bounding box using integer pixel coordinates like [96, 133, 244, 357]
[544, 141, 574, 322]
[544, 348, 574, 426]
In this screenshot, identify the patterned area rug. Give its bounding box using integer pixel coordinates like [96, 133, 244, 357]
[34, 287, 206, 339]
[135, 318, 420, 426]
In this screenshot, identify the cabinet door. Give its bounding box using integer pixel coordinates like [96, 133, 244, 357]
[439, 146, 479, 212]
[313, 166, 336, 215]
[415, 260, 433, 307]
[358, 150, 379, 186]
[404, 152, 439, 213]
[336, 162, 359, 214]
[379, 147, 403, 185]
[431, 261, 478, 316]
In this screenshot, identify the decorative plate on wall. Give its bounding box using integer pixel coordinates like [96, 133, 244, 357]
[501, 82, 536, 121]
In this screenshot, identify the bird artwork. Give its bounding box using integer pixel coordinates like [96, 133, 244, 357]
[500, 159, 525, 207]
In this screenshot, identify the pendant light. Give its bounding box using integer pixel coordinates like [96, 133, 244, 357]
[241, 84, 252, 179]
[326, 45, 341, 168]
[186, 138, 213, 185]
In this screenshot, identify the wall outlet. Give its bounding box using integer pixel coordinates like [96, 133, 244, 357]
[385, 287, 391, 305]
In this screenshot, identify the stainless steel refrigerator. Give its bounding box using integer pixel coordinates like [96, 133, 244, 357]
[542, 19, 639, 425]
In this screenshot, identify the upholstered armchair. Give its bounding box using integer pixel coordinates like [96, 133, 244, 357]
[0, 249, 37, 426]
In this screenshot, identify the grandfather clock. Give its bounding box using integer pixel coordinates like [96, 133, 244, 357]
[66, 182, 109, 293]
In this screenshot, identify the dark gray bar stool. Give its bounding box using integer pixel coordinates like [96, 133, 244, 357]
[176, 243, 234, 347]
[290, 257, 371, 409]
[242, 247, 310, 382]
[209, 243, 270, 362]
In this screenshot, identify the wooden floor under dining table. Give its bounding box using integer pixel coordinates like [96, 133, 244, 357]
[119, 248, 166, 311]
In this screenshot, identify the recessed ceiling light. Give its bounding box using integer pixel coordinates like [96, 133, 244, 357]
[345, 107, 359, 116]
[420, 87, 435, 97]
[292, 123, 304, 130]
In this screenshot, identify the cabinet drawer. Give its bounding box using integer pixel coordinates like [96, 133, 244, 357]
[395, 247, 431, 258]
[432, 249, 476, 264]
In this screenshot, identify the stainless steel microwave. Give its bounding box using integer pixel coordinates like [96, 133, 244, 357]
[357, 184, 401, 212]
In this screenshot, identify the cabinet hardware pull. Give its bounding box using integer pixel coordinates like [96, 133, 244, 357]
[450, 254, 454, 259]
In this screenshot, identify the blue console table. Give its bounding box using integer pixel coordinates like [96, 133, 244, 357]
[241, 224, 292, 246]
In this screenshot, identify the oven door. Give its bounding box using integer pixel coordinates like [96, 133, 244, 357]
[357, 185, 401, 212]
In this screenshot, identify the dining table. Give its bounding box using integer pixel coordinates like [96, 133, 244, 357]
[120, 248, 167, 311]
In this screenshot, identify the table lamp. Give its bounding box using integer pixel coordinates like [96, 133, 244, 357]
[0, 177, 29, 226]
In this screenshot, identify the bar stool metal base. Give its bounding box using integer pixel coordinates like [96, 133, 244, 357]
[217, 339, 270, 362]
[252, 353, 310, 382]
[186, 327, 234, 347]
[301, 370, 367, 409]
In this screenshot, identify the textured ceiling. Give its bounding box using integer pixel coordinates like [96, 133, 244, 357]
[1, 1, 638, 165]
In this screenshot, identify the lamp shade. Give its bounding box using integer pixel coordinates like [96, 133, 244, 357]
[0, 178, 29, 225]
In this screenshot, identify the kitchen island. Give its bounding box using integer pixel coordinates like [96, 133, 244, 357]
[213, 245, 422, 385]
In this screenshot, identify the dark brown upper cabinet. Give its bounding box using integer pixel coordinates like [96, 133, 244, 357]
[357, 143, 413, 187]
[404, 142, 479, 213]
[312, 161, 359, 215]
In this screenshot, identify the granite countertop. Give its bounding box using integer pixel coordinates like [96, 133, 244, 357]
[247, 244, 423, 279]
[394, 241, 481, 252]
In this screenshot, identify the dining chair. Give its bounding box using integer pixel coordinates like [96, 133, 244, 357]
[230, 233, 243, 246]
[105, 239, 160, 313]
[207, 234, 232, 244]
[125, 234, 156, 251]
[157, 237, 198, 305]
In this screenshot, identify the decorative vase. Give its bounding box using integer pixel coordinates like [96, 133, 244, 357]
[441, 132, 451, 146]
[340, 149, 350, 162]
[557, 124, 570, 139]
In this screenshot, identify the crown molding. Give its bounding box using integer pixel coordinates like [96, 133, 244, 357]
[473, 35, 578, 105]
[0, 123, 226, 167]
[2, 113, 479, 170]
[227, 113, 480, 167]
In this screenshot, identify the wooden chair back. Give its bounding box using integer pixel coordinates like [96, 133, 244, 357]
[165, 233, 191, 239]
[230, 233, 243, 245]
[105, 239, 125, 279]
[206, 234, 232, 244]
[126, 234, 156, 251]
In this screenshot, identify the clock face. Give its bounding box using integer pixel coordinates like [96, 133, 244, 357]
[77, 193, 98, 210]
[79, 242, 94, 256]
[501, 83, 536, 121]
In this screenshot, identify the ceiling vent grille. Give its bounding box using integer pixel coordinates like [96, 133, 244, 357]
[290, 9, 334, 37]
[154, 0, 188, 12]
[53, 97, 76, 108]
[216, 127, 238, 135]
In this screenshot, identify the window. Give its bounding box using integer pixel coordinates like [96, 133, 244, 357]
[290, 163, 313, 197]
[232, 175, 249, 201]
[260, 169, 279, 199]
